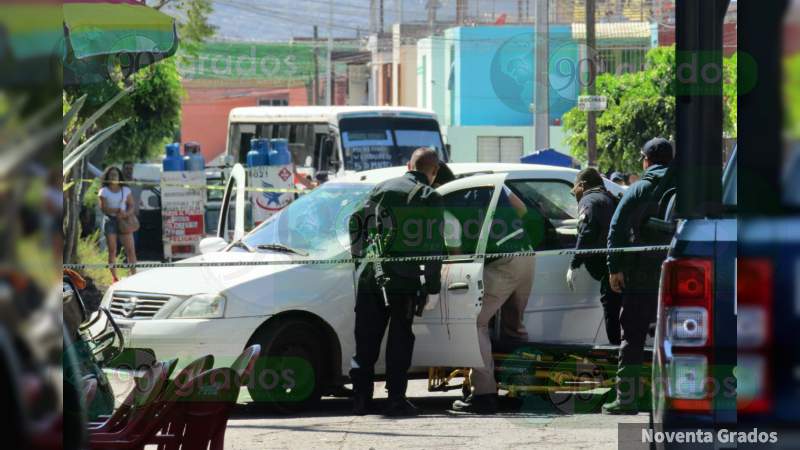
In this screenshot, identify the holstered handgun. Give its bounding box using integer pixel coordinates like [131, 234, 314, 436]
[366, 234, 391, 307]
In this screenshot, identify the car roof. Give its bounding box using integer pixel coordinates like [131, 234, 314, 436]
[338, 162, 582, 184]
[228, 106, 438, 124]
[331, 162, 625, 197]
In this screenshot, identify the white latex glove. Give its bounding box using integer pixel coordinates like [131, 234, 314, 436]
[566, 267, 578, 292]
[424, 293, 440, 311]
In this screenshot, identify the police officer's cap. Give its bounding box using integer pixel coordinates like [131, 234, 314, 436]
[640, 138, 674, 164]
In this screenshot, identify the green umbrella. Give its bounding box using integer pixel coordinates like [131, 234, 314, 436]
[62, 0, 179, 84]
[64, 0, 178, 60]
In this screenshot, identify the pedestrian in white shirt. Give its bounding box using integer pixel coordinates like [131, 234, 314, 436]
[98, 166, 137, 281]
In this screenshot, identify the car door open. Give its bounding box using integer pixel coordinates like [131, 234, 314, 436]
[505, 178, 606, 345]
[411, 184, 499, 368]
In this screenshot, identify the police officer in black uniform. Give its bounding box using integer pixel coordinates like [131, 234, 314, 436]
[602, 138, 676, 414]
[348, 148, 445, 417]
[566, 167, 622, 345]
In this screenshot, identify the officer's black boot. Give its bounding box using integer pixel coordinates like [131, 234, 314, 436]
[383, 396, 419, 417]
[352, 393, 373, 416]
[350, 374, 374, 415]
[451, 393, 498, 414]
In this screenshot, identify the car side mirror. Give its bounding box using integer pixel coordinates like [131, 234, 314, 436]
[315, 170, 330, 183]
[199, 237, 228, 254]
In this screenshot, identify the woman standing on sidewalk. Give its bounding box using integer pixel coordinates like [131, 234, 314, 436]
[98, 166, 137, 281]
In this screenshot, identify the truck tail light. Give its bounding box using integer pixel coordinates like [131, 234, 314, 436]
[661, 258, 714, 348]
[659, 258, 714, 412]
[737, 258, 774, 414]
[736, 354, 771, 414]
[667, 354, 711, 411]
[737, 258, 773, 349]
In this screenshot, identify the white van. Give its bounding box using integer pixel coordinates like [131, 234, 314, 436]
[226, 106, 448, 179]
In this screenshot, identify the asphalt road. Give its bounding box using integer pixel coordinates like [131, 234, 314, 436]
[226, 379, 649, 450]
[107, 373, 647, 449]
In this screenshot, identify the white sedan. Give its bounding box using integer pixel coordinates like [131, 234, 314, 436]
[98, 163, 624, 407]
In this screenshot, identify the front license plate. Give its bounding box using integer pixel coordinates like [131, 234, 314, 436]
[118, 322, 134, 347]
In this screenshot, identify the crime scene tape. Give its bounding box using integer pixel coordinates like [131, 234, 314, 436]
[62, 245, 671, 270]
[63, 178, 308, 194]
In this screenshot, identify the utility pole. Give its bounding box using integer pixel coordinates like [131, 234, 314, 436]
[380, 0, 385, 32]
[586, 0, 597, 166]
[426, 0, 439, 33]
[533, 0, 549, 150]
[313, 25, 319, 105]
[397, 0, 404, 24]
[326, 0, 333, 105]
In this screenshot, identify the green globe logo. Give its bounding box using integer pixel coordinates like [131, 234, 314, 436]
[490, 33, 534, 114]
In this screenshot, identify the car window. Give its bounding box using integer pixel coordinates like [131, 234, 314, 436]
[507, 180, 578, 221]
[441, 186, 495, 255]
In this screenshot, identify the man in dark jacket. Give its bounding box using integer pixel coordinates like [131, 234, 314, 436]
[348, 148, 445, 417]
[603, 137, 676, 414]
[566, 167, 621, 345]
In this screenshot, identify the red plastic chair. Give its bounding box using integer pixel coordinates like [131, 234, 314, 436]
[89, 359, 177, 434]
[89, 360, 175, 449]
[83, 376, 99, 408]
[230, 344, 261, 386]
[155, 354, 215, 447]
[149, 367, 241, 450]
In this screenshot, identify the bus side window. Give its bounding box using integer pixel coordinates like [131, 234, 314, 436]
[238, 132, 253, 164]
[314, 133, 327, 171]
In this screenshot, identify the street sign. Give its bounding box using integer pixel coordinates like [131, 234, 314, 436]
[578, 95, 607, 112]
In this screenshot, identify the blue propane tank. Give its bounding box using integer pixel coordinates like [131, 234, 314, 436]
[162, 143, 184, 171]
[268, 138, 291, 165]
[246, 138, 270, 167]
[183, 142, 205, 171]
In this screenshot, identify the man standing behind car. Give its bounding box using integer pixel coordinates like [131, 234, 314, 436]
[348, 148, 444, 417]
[603, 137, 675, 415]
[566, 168, 621, 345]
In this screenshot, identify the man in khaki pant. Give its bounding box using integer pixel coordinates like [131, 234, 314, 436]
[452, 186, 544, 414]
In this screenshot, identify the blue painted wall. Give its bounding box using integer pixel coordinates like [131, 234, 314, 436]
[443, 25, 579, 127]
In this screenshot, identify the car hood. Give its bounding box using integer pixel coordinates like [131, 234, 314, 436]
[111, 250, 301, 296]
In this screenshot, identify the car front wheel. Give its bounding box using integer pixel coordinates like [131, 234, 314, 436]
[245, 319, 324, 412]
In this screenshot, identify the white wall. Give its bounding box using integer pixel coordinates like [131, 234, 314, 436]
[443, 125, 569, 162]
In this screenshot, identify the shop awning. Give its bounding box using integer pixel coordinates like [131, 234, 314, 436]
[571, 22, 652, 41]
[520, 148, 578, 168]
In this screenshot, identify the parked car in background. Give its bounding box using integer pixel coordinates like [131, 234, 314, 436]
[95, 163, 625, 409]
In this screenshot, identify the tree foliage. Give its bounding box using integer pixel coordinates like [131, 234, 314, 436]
[149, 0, 217, 59]
[563, 46, 737, 173]
[64, 59, 183, 162]
[785, 53, 800, 139]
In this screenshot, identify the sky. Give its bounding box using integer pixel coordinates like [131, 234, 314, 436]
[156, 0, 538, 42]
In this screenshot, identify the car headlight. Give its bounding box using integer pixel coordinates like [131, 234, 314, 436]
[170, 294, 226, 319]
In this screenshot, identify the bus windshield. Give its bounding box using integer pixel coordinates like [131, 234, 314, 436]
[339, 117, 446, 171]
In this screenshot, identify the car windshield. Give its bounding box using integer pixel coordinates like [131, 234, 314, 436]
[239, 183, 373, 257]
[339, 117, 445, 171]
